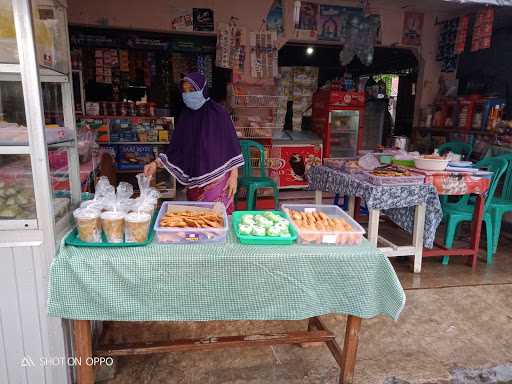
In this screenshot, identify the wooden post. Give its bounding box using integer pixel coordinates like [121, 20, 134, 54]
[73, 320, 94, 384]
[339, 315, 362, 384]
[470, 194, 485, 270]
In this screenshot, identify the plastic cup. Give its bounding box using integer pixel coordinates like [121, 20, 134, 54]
[101, 211, 125, 243]
[73, 208, 101, 243]
[125, 212, 151, 243]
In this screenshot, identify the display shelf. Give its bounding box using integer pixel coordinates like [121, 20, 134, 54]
[83, 115, 173, 120]
[97, 141, 169, 145]
[417, 127, 497, 136]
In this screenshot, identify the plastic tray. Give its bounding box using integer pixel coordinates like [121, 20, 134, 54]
[359, 171, 425, 186]
[232, 210, 298, 245]
[154, 201, 228, 244]
[64, 213, 157, 247]
[281, 204, 365, 246]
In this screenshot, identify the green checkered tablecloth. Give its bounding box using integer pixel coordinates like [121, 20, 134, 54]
[48, 233, 405, 321]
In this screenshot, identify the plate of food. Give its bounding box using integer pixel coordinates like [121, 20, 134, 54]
[414, 155, 450, 171]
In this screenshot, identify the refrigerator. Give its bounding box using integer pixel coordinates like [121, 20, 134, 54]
[270, 130, 323, 189]
[312, 90, 365, 158]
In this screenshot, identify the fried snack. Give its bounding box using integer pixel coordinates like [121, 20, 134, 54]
[371, 165, 410, 177]
[159, 210, 224, 229]
[285, 209, 353, 232]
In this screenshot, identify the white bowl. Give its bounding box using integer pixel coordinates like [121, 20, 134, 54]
[414, 157, 450, 171]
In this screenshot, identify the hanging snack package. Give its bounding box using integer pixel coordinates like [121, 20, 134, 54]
[100, 211, 125, 243]
[125, 212, 151, 243]
[73, 208, 101, 243]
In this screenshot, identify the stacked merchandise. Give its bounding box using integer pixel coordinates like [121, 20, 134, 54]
[471, 8, 494, 52]
[230, 83, 286, 139]
[279, 67, 318, 131]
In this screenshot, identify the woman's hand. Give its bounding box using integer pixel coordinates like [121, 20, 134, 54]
[225, 168, 238, 199]
[144, 161, 158, 177]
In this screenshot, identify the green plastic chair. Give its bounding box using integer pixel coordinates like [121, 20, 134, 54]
[235, 140, 279, 210]
[489, 153, 512, 254]
[442, 157, 508, 265]
[438, 141, 473, 160]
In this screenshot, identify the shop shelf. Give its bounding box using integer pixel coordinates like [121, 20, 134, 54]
[154, 201, 228, 244]
[231, 94, 287, 109]
[282, 204, 366, 246]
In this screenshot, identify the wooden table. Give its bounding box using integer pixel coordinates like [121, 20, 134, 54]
[415, 169, 491, 270]
[73, 315, 363, 384]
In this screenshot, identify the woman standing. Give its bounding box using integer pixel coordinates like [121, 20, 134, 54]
[144, 72, 243, 214]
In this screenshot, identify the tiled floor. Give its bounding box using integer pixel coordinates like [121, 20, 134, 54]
[100, 225, 512, 384]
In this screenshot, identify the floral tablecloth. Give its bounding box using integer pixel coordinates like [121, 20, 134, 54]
[307, 166, 443, 248]
[412, 169, 490, 196]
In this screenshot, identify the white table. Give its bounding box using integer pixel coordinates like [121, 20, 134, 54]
[314, 192, 427, 273]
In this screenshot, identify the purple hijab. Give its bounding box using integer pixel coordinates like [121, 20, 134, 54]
[159, 72, 244, 188]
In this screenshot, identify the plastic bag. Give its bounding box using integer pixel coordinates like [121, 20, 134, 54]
[80, 176, 115, 211]
[132, 174, 160, 215]
[358, 153, 380, 171]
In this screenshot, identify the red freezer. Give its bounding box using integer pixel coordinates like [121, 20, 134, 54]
[312, 90, 365, 158]
[269, 144, 322, 189]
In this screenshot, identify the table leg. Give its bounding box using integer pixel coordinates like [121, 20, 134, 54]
[412, 203, 426, 273]
[315, 190, 323, 205]
[469, 194, 485, 270]
[367, 209, 380, 246]
[73, 320, 94, 384]
[347, 196, 356, 218]
[339, 315, 362, 384]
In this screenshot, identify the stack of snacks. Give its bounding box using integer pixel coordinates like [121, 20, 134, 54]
[154, 202, 228, 244]
[237, 211, 291, 238]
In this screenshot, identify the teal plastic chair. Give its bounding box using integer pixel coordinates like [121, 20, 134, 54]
[438, 141, 473, 160]
[442, 157, 508, 265]
[489, 153, 512, 254]
[235, 140, 279, 210]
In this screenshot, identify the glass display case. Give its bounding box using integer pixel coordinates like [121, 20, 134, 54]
[0, 0, 80, 237]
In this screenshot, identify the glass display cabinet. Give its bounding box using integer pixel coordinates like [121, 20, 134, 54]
[0, 0, 80, 241]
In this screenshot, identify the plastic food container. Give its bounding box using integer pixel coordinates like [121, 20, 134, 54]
[391, 159, 416, 168]
[414, 157, 450, 171]
[281, 204, 365, 246]
[232, 210, 298, 245]
[154, 201, 228, 244]
[359, 171, 425, 186]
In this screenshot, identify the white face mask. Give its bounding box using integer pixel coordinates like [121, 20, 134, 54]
[182, 84, 209, 110]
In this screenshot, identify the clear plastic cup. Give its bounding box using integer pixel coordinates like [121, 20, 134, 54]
[73, 208, 101, 243]
[125, 212, 151, 243]
[101, 211, 125, 243]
